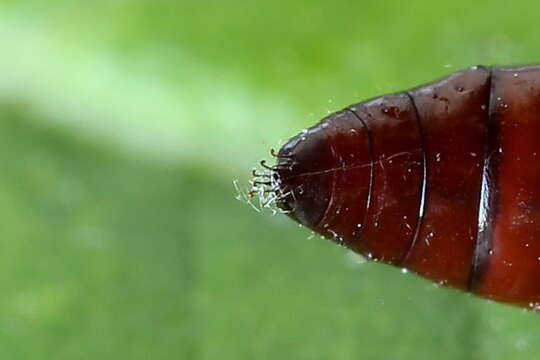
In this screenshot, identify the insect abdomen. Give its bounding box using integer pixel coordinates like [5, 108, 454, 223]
[274, 65, 540, 309]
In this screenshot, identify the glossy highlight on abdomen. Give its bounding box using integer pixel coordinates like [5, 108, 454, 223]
[270, 64, 540, 310]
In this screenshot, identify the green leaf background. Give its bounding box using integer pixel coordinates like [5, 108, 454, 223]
[0, 1, 539, 358]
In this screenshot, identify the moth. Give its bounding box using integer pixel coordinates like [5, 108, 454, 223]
[257, 65, 540, 310]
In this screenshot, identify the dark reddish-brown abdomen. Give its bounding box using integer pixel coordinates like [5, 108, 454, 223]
[274, 64, 540, 310]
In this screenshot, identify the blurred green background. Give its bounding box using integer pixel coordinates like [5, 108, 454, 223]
[1, 0, 540, 359]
